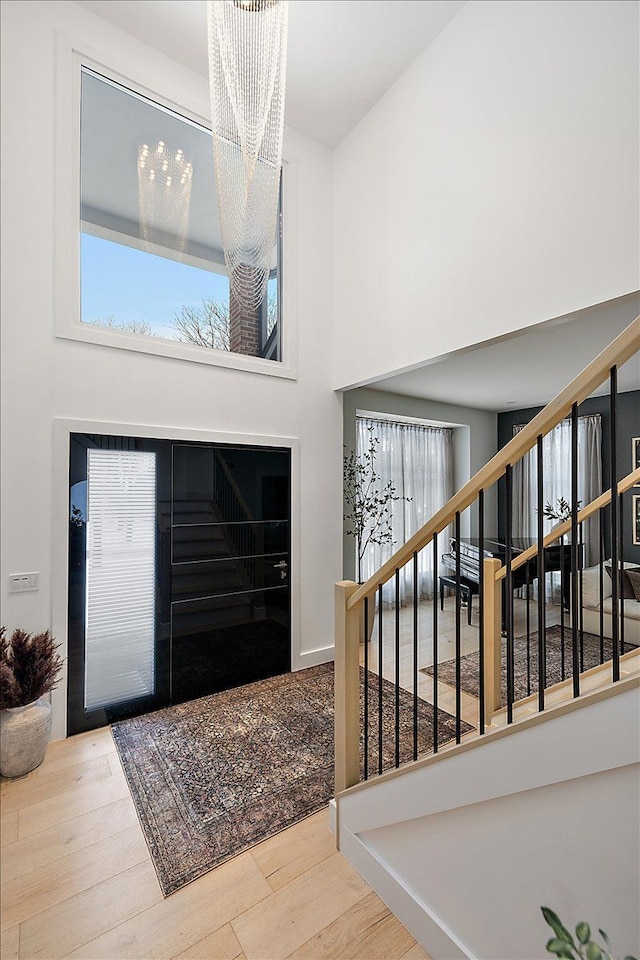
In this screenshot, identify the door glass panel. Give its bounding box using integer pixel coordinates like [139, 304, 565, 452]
[170, 587, 289, 703]
[172, 444, 290, 522]
[85, 449, 156, 709]
[172, 521, 288, 563]
[171, 552, 289, 600]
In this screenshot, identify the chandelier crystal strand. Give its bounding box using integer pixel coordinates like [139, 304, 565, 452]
[207, 0, 288, 313]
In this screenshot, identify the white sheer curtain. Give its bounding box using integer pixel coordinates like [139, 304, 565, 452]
[356, 417, 453, 603]
[512, 414, 602, 600]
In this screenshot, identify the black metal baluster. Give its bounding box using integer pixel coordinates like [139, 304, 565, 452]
[455, 512, 462, 743]
[378, 584, 383, 776]
[395, 568, 400, 767]
[526, 562, 531, 696]
[478, 490, 485, 736]
[505, 465, 514, 724]
[537, 436, 546, 712]
[610, 367, 620, 682]
[363, 595, 369, 781]
[560, 533, 566, 681]
[599, 509, 605, 663]
[571, 402, 580, 698]
[579, 520, 584, 674]
[413, 551, 419, 761]
[433, 534, 439, 754]
[619, 491, 625, 657]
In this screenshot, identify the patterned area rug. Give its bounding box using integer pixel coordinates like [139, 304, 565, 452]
[112, 663, 468, 896]
[421, 625, 630, 703]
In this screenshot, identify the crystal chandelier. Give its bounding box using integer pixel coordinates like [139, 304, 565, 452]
[207, 0, 288, 314]
[137, 141, 193, 253]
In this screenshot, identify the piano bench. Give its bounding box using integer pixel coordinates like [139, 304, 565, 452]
[439, 575, 479, 625]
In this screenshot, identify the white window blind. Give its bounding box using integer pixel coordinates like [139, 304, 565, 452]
[85, 449, 156, 710]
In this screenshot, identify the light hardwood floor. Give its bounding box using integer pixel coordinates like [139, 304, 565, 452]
[0, 598, 564, 958]
[0, 728, 431, 960]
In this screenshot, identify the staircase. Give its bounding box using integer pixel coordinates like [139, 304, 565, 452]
[333, 317, 640, 960]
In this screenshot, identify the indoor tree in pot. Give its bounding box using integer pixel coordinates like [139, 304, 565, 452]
[344, 426, 412, 642]
[0, 626, 63, 778]
[344, 425, 411, 584]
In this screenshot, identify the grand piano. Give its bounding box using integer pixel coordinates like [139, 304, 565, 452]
[441, 537, 577, 613]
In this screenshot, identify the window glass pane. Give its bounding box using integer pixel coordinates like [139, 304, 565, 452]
[85, 450, 156, 710]
[80, 68, 281, 361]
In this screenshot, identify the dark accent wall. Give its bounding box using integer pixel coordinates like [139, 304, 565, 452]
[497, 390, 640, 564]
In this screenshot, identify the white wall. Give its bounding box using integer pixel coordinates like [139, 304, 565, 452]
[333, 0, 640, 390]
[0, 0, 341, 739]
[337, 684, 640, 960]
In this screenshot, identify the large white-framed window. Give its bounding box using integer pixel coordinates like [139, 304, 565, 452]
[54, 39, 297, 379]
[355, 415, 454, 602]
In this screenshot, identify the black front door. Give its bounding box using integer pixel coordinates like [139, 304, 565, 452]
[67, 434, 291, 735]
[169, 443, 291, 703]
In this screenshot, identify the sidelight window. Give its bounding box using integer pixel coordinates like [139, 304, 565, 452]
[84, 449, 157, 710]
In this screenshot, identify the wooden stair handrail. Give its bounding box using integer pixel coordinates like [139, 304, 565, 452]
[347, 316, 639, 611]
[494, 468, 640, 581]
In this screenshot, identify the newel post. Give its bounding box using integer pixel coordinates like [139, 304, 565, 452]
[335, 580, 361, 795]
[482, 558, 502, 726]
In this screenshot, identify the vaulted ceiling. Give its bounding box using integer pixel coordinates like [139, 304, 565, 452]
[75, 0, 467, 148]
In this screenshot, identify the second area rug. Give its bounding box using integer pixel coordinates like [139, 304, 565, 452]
[421, 624, 631, 704]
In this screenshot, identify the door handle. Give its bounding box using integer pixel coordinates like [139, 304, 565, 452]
[273, 559, 288, 580]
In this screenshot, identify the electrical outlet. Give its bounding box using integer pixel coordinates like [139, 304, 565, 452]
[8, 573, 40, 593]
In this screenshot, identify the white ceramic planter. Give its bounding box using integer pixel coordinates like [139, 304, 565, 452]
[0, 698, 52, 778]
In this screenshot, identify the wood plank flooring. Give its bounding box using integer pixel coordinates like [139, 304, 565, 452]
[1, 728, 431, 960]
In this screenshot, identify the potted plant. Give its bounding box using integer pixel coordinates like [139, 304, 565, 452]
[543, 496, 582, 524]
[0, 626, 63, 777]
[541, 906, 637, 960]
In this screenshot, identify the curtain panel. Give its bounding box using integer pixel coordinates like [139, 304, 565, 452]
[512, 414, 602, 600]
[355, 417, 453, 603]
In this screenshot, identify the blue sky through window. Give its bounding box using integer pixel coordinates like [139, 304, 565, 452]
[81, 233, 230, 340]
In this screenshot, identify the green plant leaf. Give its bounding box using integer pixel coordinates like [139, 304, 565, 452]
[622, 955, 639, 960]
[585, 942, 603, 960]
[576, 924, 591, 945]
[542, 908, 576, 947]
[599, 932, 611, 950]
[546, 939, 576, 959]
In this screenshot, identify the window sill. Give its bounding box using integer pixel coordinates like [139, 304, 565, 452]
[56, 323, 297, 380]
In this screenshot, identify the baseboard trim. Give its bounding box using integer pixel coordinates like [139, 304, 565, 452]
[338, 824, 473, 960]
[293, 647, 333, 670]
[328, 798, 337, 835]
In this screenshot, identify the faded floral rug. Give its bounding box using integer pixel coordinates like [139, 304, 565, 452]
[112, 662, 467, 895]
[421, 625, 631, 704]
